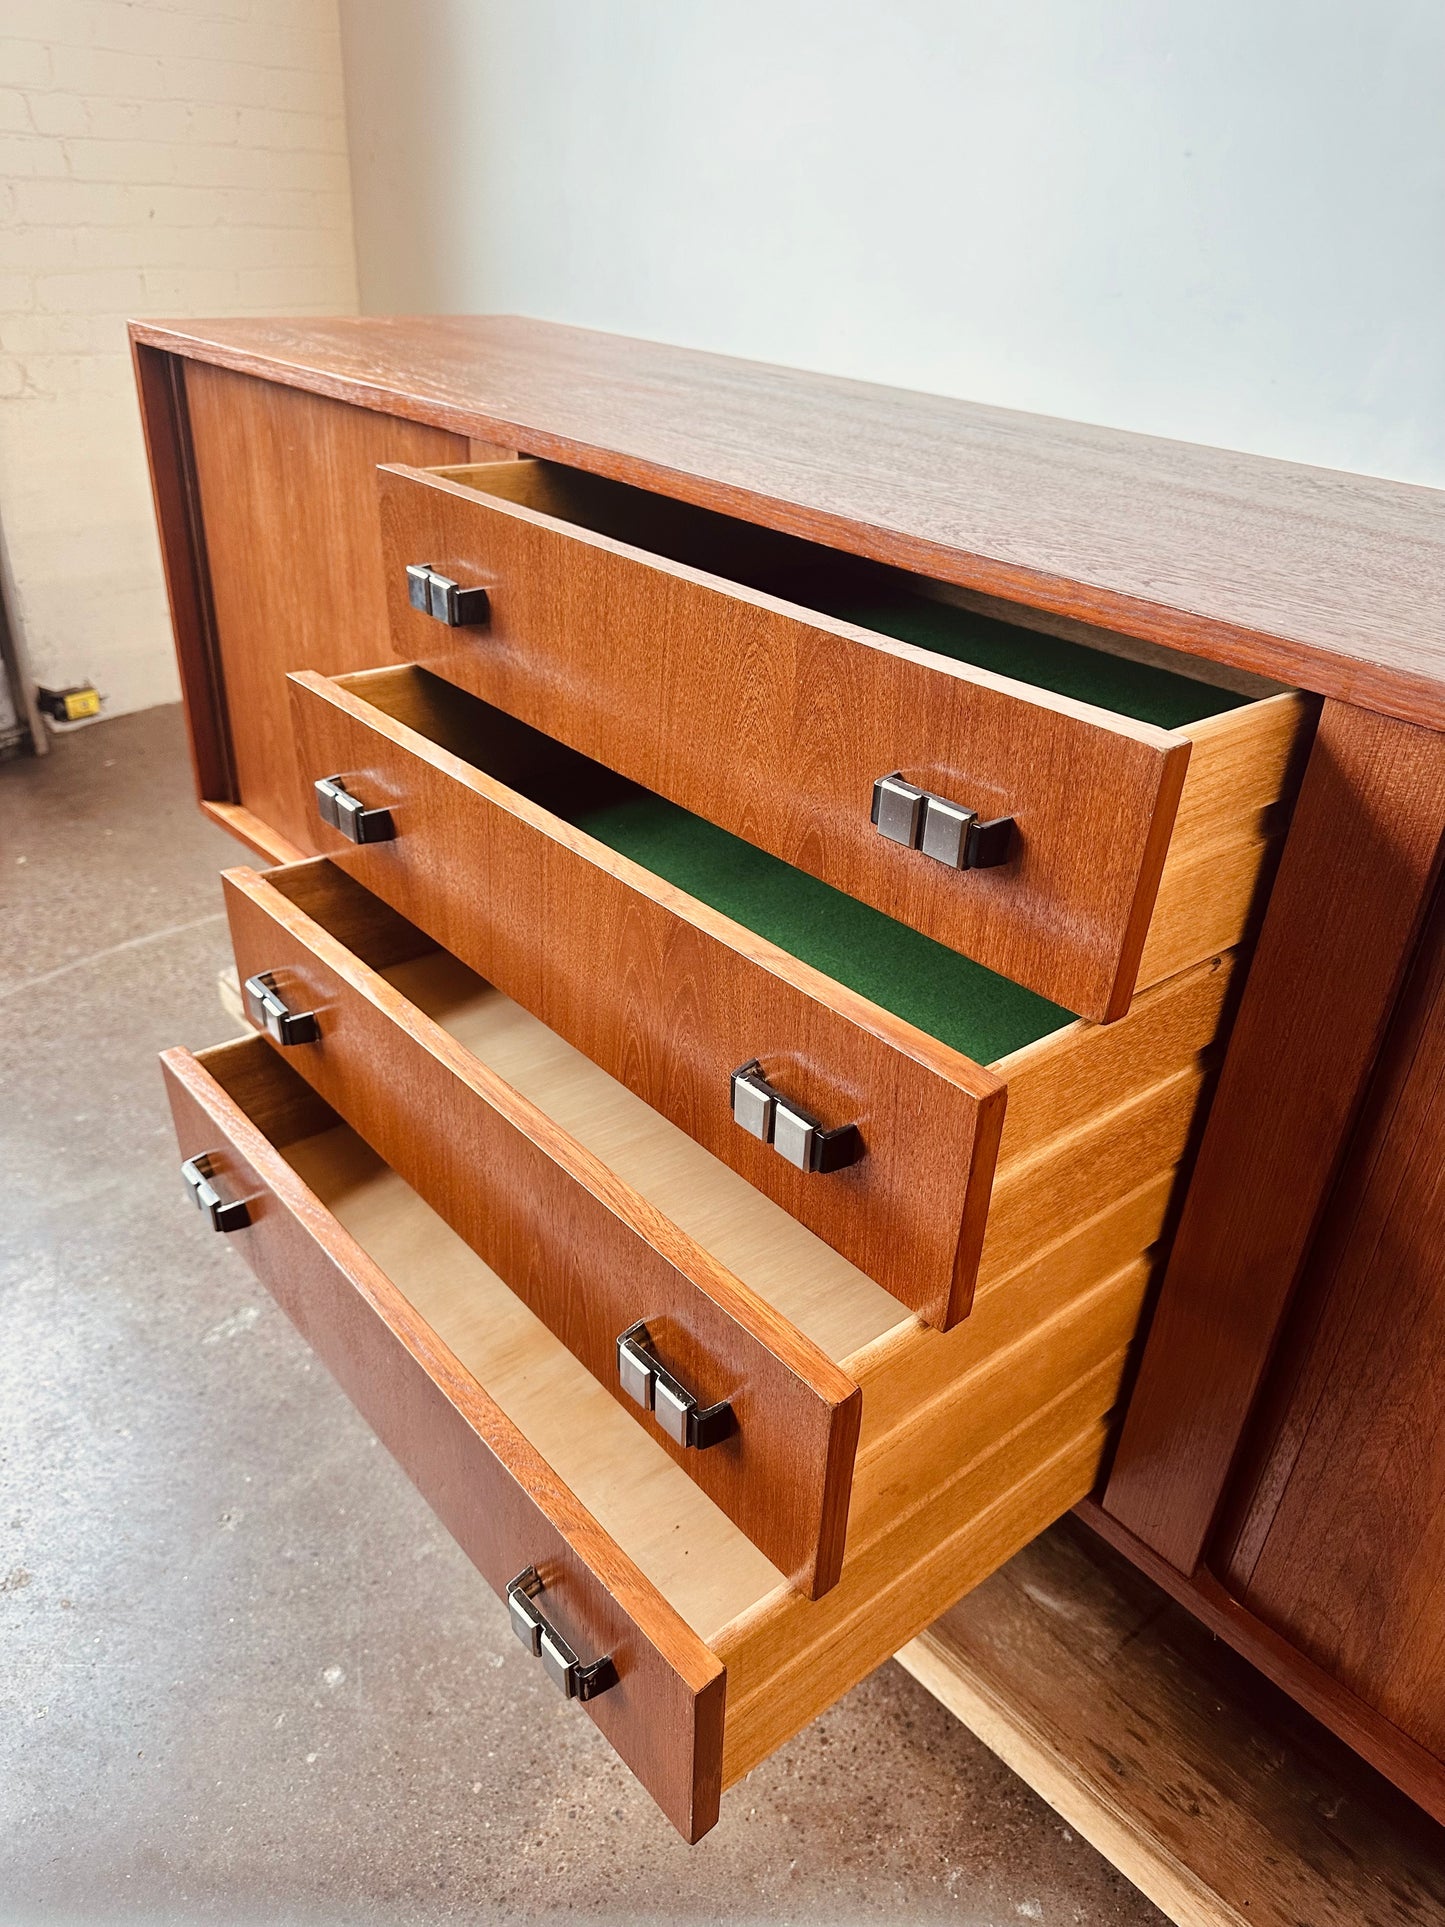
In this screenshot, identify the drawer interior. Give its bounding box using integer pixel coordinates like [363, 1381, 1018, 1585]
[196, 1034, 1167, 1795]
[193, 1039, 791, 1632]
[259, 860, 925, 1366]
[258, 855, 1228, 1440]
[442, 460, 1274, 729]
[344, 665, 1079, 1061]
[281, 1114, 786, 1639]
[566, 789, 1073, 1059]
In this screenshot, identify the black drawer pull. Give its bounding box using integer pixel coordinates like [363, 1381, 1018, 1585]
[314, 775, 396, 845]
[181, 1153, 250, 1233]
[506, 1568, 617, 1700]
[730, 1060, 864, 1174]
[871, 772, 1014, 870]
[615, 1322, 735, 1449]
[406, 562, 489, 627]
[243, 972, 320, 1047]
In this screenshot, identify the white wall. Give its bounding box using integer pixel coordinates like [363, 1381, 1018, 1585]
[339, 0, 1445, 488]
[0, 0, 358, 720]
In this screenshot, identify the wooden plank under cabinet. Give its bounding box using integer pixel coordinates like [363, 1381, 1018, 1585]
[898, 1517, 1445, 1927]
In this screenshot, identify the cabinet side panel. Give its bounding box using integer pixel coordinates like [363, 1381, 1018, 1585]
[183, 361, 471, 850]
[131, 343, 235, 805]
[1216, 876, 1445, 1764]
[1102, 703, 1445, 1569]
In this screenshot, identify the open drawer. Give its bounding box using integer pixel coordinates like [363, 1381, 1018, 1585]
[164, 1034, 1177, 1841]
[289, 665, 1237, 1331]
[223, 857, 860, 1598]
[377, 459, 1314, 1020]
[221, 853, 1230, 1597]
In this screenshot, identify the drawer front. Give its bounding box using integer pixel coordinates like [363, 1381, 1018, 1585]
[289, 666, 1007, 1331]
[221, 860, 861, 1597]
[379, 462, 1193, 1021]
[161, 1038, 726, 1843]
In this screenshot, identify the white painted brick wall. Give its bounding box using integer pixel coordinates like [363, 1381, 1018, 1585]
[0, 0, 359, 718]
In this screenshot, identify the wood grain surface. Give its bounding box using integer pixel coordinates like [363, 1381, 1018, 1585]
[980, 1065, 1206, 1292]
[288, 664, 1009, 1329]
[131, 342, 235, 807]
[161, 1037, 727, 1842]
[1217, 872, 1445, 1771]
[1137, 691, 1316, 987]
[233, 856, 1215, 1483]
[221, 861, 861, 1596]
[1082, 1500, 1445, 1834]
[899, 1516, 1445, 1927]
[993, 950, 1236, 1159]
[378, 461, 1194, 1021]
[853, 1200, 1171, 1446]
[180, 358, 470, 847]
[201, 800, 308, 865]
[160, 1035, 1169, 1838]
[128, 315, 1445, 729]
[717, 1347, 1137, 1785]
[1102, 703, 1445, 1570]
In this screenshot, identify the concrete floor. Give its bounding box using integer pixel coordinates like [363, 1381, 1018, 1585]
[0, 705, 1167, 1927]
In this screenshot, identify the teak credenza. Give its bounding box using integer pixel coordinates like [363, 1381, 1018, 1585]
[131, 315, 1445, 1842]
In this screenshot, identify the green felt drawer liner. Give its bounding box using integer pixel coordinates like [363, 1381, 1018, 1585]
[570, 792, 1075, 1065]
[488, 467, 1249, 731]
[812, 584, 1246, 731]
[377, 666, 1072, 1064]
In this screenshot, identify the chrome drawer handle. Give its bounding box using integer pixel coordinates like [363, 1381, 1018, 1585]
[871, 772, 1014, 870]
[181, 1153, 250, 1233]
[506, 1568, 617, 1701]
[314, 775, 396, 845]
[616, 1323, 735, 1449]
[243, 972, 320, 1047]
[406, 562, 489, 627]
[729, 1060, 864, 1174]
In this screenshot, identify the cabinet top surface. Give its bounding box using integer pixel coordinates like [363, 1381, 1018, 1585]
[130, 312, 1445, 728]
